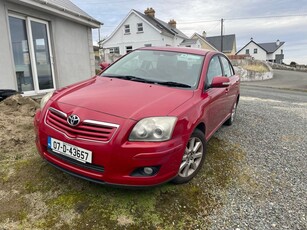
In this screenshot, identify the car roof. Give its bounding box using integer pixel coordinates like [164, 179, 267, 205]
[138, 46, 216, 56]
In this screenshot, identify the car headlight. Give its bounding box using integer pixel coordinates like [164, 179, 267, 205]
[129, 117, 177, 142]
[40, 91, 54, 109]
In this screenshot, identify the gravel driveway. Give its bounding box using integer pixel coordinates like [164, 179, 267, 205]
[210, 85, 307, 229]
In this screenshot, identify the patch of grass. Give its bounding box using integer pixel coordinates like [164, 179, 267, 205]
[243, 64, 269, 72]
[0, 137, 258, 229]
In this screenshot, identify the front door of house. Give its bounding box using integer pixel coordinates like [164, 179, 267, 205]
[8, 15, 55, 95]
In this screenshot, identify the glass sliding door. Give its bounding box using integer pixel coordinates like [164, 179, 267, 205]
[30, 20, 54, 90]
[8, 15, 55, 94]
[8, 16, 35, 93]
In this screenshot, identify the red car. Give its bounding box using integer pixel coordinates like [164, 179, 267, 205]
[34, 47, 240, 187]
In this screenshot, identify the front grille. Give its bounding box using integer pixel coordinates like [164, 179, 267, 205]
[45, 107, 119, 142]
[47, 149, 104, 173]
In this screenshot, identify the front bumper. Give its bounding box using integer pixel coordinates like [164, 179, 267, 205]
[34, 109, 187, 187]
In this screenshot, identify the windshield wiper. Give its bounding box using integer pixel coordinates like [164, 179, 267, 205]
[103, 75, 191, 88]
[102, 74, 156, 84]
[155, 81, 191, 88]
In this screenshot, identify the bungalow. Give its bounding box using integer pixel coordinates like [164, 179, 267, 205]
[101, 7, 188, 61]
[236, 38, 285, 63]
[0, 0, 102, 96]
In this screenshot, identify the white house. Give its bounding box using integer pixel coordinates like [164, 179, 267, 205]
[236, 39, 285, 63]
[101, 8, 188, 61]
[0, 0, 101, 96]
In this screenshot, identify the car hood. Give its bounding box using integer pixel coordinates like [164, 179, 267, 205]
[52, 77, 194, 120]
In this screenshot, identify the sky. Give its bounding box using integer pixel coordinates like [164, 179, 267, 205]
[71, 0, 307, 65]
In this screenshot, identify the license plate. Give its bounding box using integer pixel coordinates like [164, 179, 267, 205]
[48, 137, 92, 163]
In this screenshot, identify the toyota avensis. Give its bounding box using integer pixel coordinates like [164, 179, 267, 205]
[34, 47, 240, 187]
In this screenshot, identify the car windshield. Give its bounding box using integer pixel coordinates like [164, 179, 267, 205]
[101, 50, 204, 89]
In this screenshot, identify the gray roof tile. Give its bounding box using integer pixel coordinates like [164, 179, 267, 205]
[205, 34, 236, 52]
[258, 42, 285, 53]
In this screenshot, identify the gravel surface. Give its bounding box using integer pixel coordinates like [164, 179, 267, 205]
[210, 85, 307, 229]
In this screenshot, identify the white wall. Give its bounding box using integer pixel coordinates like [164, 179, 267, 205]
[0, 0, 16, 90]
[52, 17, 94, 87]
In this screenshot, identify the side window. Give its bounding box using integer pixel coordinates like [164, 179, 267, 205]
[206, 56, 222, 87]
[220, 56, 232, 77]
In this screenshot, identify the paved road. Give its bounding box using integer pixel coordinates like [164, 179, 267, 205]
[242, 69, 307, 91]
[210, 85, 307, 229]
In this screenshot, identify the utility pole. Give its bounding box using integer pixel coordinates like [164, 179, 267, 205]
[220, 18, 224, 53]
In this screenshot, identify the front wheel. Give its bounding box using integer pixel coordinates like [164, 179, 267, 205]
[172, 129, 206, 184]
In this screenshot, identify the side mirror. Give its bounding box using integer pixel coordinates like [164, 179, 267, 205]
[211, 76, 230, 88]
[100, 62, 110, 71]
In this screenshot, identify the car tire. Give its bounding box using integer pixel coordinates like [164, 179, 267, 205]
[224, 101, 237, 126]
[172, 129, 206, 184]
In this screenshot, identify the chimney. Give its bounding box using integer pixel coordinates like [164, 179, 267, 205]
[144, 7, 155, 17]
[202, 31, 207, 38]
[168, 19, 177, 28]
[276, 39, 280, 46]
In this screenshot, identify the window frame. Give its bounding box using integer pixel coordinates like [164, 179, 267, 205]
[254, 48, 258, 54]
[124, 24, 130, 34]
[126, 46, 133, 53]
[246, 49, 250, 55]
[137, 23, 143, 33]
[8, 13, 56, 95]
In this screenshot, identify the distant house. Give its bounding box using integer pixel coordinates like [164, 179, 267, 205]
[180, 32, 236, 55]
[101, 8, 188, 61]
[236, 39, 285, 63]
[180, 32, 218, 51]
[0, 0, 101, 96]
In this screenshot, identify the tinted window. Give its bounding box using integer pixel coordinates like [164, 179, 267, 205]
[220, 56, 232, 77]
[206, 56, 222, 87]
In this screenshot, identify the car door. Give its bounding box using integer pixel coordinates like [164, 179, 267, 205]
[219, 55, 240, 117]
[203, 55, 230, 137]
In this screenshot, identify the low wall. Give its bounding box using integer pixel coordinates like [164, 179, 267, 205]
[231, 59, 273, 82]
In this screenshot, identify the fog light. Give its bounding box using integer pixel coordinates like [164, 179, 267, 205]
[143, 167, 154, 175]
[130, 166, 160, 177]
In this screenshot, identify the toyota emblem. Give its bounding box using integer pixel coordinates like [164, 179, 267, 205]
[67, 114, 80, 126]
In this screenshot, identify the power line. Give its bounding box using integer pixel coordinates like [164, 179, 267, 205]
[226, 13, 307, 21]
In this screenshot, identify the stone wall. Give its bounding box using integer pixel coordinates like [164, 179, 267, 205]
[231, 59, 273, 82]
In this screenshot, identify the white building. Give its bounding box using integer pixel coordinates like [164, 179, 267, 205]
[236, 39, 285, 63]
[101, 8, 188, 62]
[0, 0, 101, 96]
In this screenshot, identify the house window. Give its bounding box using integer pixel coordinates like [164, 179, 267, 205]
[124, 24, 130, 34]
[246, 49, 250, 54]
[126, 46, 133, 53]
[144, 44, 152, 47]
[109, 47, 119, 54]
[281, 49, 283, 54]
[137, 23, 143, 32]
[8, 15, 55, 94]
[254, 48, 257, 54]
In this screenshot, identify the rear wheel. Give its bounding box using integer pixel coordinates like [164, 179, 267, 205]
[172, 129, 206, 184]
[225, 102, 237, 126]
